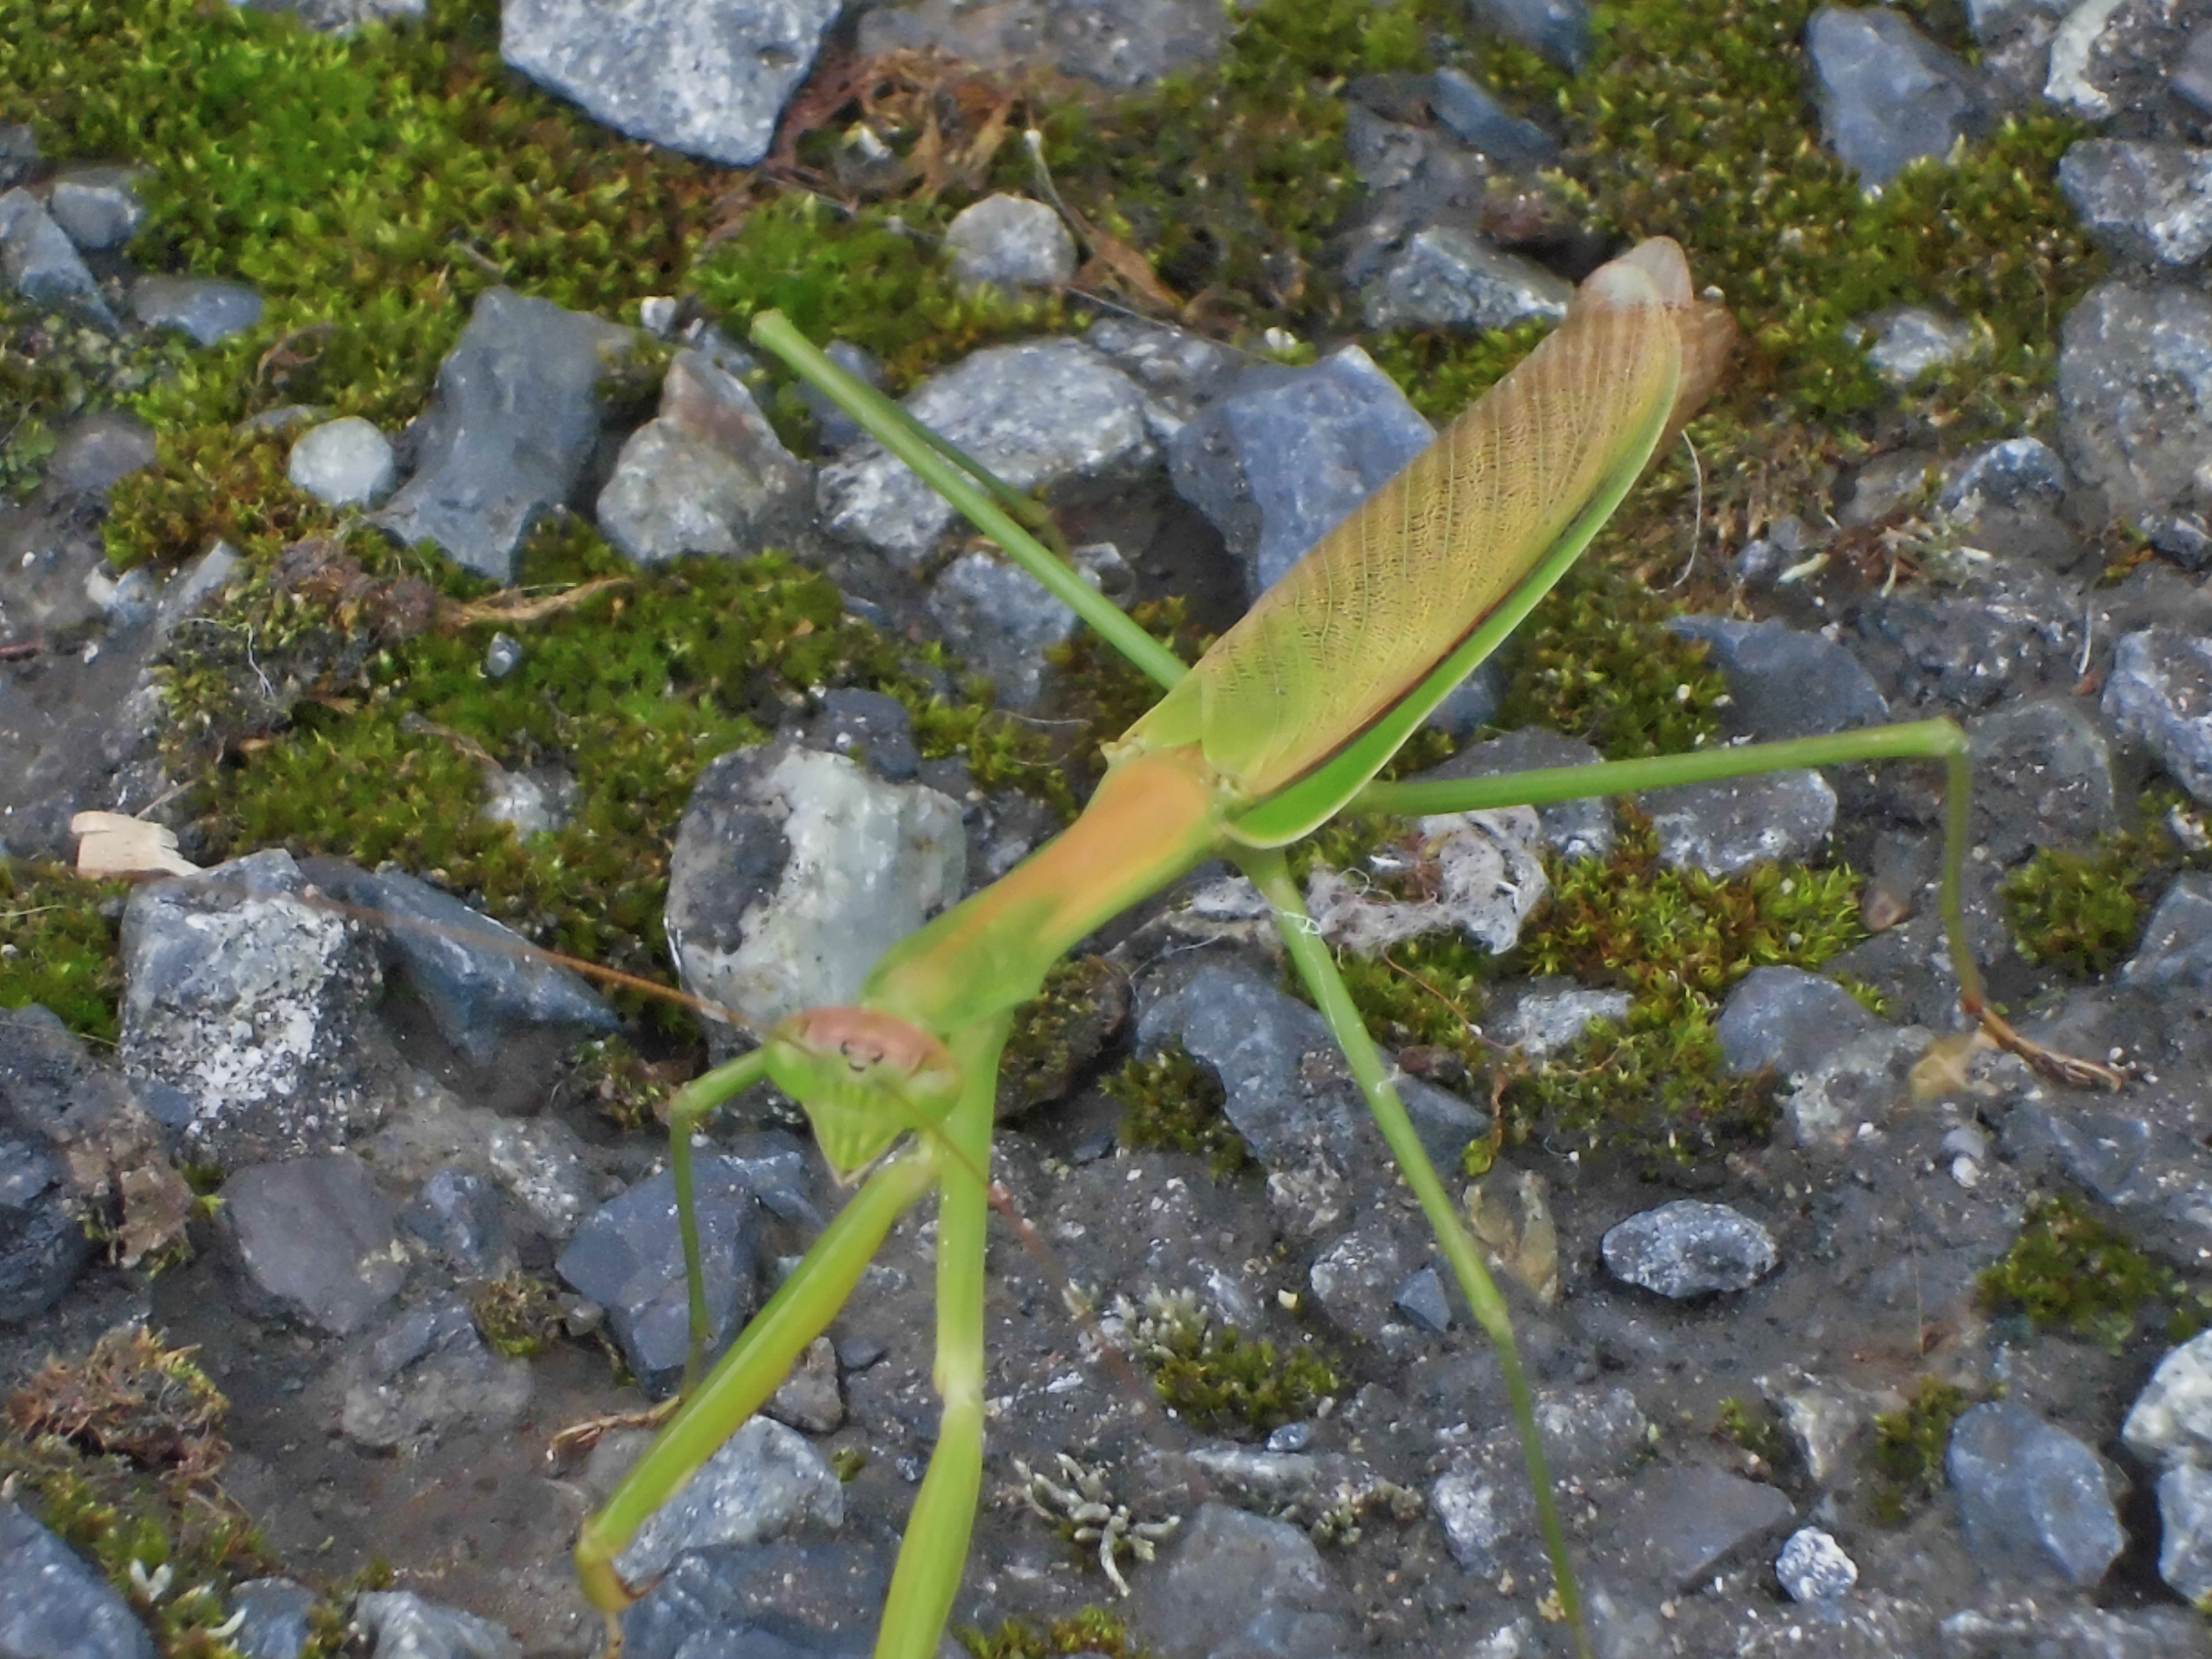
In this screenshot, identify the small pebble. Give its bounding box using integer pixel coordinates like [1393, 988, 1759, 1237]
[1267, 1421, 1313, 1454]
[485, 633, 524, 678]
[1776, 1526, 1858, 1602]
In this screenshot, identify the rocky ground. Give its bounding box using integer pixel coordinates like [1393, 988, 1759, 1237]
[7, 2, 2212, 1659]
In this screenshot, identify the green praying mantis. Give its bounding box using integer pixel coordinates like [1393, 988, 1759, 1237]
[569, 237, 2119, 1659]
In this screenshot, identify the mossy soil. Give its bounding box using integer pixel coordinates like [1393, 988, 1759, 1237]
[0, 0, 2188, 1646]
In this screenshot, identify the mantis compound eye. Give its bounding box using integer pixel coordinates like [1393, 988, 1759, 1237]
[764, 1008, 962, 1182]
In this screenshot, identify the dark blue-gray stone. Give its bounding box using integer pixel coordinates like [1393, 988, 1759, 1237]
[220, 1153, 406, 1335]
[556, 1155, 762, 1396]
[131, 276, 264, 347]
[1429, 67, 1559, 167]
[801, 689, 919, 783]
[1394, 1264, 1451, 1332]
[0, 187, 118, 331]
[0, 1499, 158, 1659]
[1167, 347, 1432, 597]
[369, 286, 644, 581]
[399, 1167, 516, 1277]
[619, 1541, 884, 1659]
[2125, 875, 2212, 995]
[1602, 1200, 1777, 1298]
[229, 1577, 317, 1659]
[1947, 1401, 2124, 1587]
[1716, 966, 1881, 1078]
[305, 862, 616, 1063]
[1620, 1466, 1794, 1590]
[1467, 0, 1590, 70]
[1131, 1503, 1353, 1659]
[1665, 616, 1890, 741]
[1806, 6, 1989, 188]
[0, 1138, 93, 1321]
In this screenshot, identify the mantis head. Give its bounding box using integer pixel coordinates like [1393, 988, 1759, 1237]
[764, 1006, 964, 1183]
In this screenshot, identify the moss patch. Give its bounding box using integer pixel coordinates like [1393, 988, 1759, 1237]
[962, 1607, 1150, 1659]
[0, 860, 130, 1044]
[1978, 1192, 2209, 1352]
[1869, 1376, 1972, 1525]
[0, 1326, 342, 1658]
[1495, 560, 1727, 762]
[2003, 788, 2212, 976]
[1106, 1041, 1247, 1177]
[1488, 0, 2103, 429]
[1127, 1288, 1337, 1434]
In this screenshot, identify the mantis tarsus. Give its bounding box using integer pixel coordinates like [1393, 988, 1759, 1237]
[570, 238, 2119, 1659]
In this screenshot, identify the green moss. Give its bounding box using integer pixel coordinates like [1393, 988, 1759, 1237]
[0, 1327, 343, 1658]
[0, 294, 198, 502]
[1869, 1377, 1972, 1525]
[1106, 1041, 1247, 1177]
[1127, 1289, 1337, 1433]
[1978, 1192, 2208, 1352]
[467, 1274, 568, 1360]
[689, 193, 1075, 404]
[1000, 955, 1128, 1117]
[962, 1607, 1150, 1659]
[830, 1445, 867, 1483]
[162, 521, 968, 1002]
[1717, 1395, 1788, 1469]
[1475, 808, 1865, 1159]
[0, 861, 130, 1044]
[1496, 560, 1728, 761]
[1367, 317, 1558, 426]
[1488, 0, 2103, 428]
[2004, 788, 2212, 976]
[1022, 0, 1458, 337]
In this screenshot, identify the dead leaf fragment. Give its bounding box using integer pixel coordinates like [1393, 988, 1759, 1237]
[71, 812, 199, 879]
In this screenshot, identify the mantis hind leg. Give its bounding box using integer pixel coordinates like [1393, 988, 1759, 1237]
[871, 1014, 1010, 1659]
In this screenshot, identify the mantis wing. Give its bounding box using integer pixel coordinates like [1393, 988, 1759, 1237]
[1110, 238, 1734, 846]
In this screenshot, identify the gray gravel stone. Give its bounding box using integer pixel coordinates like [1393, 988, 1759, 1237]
[926, 544, 1125, 708]
[1620, 1465, 1794, 1590]
[1167, 344, 1432, 597]
[1969, 698, 2121, 865]
[230, 1577, 317, 1659]
[0, 1137, 93, 1320]
[46, 165, 144, 251]
[1359, 226, 1573, 332]
[1859, 306, 1977, 385]
[2124, 1329, 2212, 1468]
[338, 1296, 535, 1452]
[220, 1153, 406, 1335]
[798, 690, 920, 784]
[764, 1335, 844, 1434]
[399, 1166, 516, 1276]
[1602, 1200, 1778, 1298]
[2103, 630, 2212, 805]
[500, 0, 837, 168]
[596, 347, 811, 565]
[1427, 66, 1558, 167]
[352, 1589, 520, 1659]
[1417, 727, 1614, 861]
[615, 1416, 845, 1588]
[0, 186, 117, 331]
[1947, 1400, 2124, 1587]
[0, 1498, 157, 1659]
[1640, 769, 1837, 877]
[1716, 966, 1881, 1079]
[1775, 1525, 1858, 1602]
[1467, 0, 1588, 69]
[1431, 1387, 1651, 1575]
[2062, 140, 2212, 266]
[310, 862, 617, 1064]
[555, 1155, 761, 1396]
[1489, 981, 1634, 1063]
[370, 286, 646, 581]
[286, 416, 397, 508]
[1132, 1502, 1353, 1659]
[820, 338, 1154, 567]
[1806, 5, 1989, 187]
[945, 193, 1075, 289]
[664, 739, 964, 1058]
[2121, 873, 2212, 996]
[1667, 615, 1891, 740]
[2058, 283, 2212, 544]
[2152, 1464, 2212, 1602]
[130, 275, 263, 346]
[616, 1539, 885, 1659]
